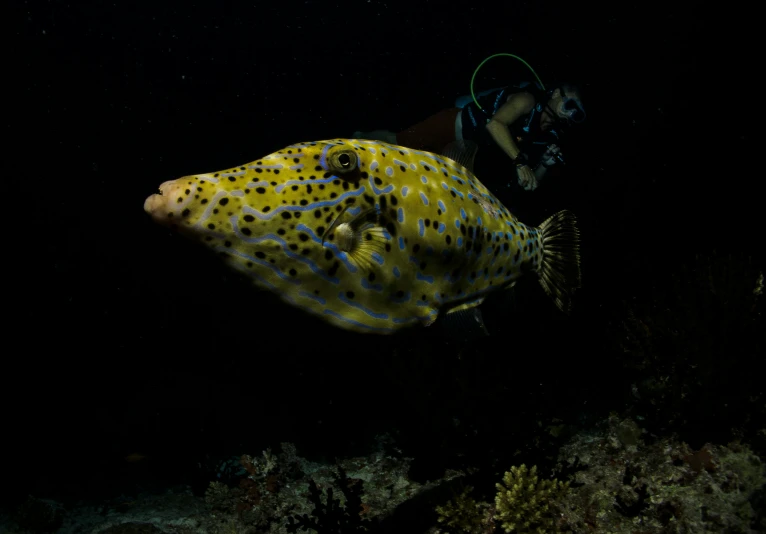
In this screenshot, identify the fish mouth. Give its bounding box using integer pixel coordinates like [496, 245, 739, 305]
[144, 179, 185, 224]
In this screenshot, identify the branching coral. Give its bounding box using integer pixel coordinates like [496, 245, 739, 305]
[494, 464, 569, 533]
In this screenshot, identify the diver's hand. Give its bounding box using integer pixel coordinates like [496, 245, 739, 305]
[542, 144, 561, 167]
[516, 165, 538, 191]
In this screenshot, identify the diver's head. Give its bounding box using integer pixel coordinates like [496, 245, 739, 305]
[548, 84, 585, 125]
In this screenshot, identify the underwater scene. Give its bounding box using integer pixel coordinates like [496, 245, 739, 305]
[5, 1, 763, 533]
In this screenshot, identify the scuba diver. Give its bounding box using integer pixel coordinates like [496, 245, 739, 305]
[355, 80, 586, 210]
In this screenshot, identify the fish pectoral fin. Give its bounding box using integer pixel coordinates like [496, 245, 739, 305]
[346, 224, 390, 272]
[441, 140, 479, 174]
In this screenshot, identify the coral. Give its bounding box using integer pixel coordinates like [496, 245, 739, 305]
[286, 466, 373, 533]
[13, 495, 64, 532]
[435, 486, 494, 533]
[555, 415, 766, 533]
[494, 465, 569, 533]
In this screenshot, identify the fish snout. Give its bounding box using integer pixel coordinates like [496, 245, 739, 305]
[144, 179, 187, 224]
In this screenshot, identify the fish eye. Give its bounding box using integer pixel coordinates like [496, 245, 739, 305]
[328, 149, 358, 174]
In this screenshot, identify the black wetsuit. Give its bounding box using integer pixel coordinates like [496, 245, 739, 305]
[460, 83, 563, 216]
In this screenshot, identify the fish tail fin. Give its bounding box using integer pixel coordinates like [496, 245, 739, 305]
[537, 210, 582, 313]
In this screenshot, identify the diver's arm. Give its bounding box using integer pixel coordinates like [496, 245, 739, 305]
[484, 92, 536, 162]
[534, 163, 549, 180]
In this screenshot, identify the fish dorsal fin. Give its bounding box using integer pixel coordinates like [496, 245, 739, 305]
[441, 140, 478, 174]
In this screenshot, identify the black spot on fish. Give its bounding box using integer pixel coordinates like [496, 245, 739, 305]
[302, 248, 310, 255]
[390, 194, 398, 206]
[324, 249, 333, 260]
[365, 233, 372, 241]
[289, 244, 298, 251]
[306, 184, 313, 194]
[514, 249, 520, 263]
[242, 228, 252, 236]
[213, 209, 219, 214]
[445, 235, 452, 245]
[503, 243, 509, 251]
[177, 197, 183, 203]
[346, 291, 355, 299]
[281, 212, 292, 220]
[385, 243, 391, 252]
[399, 165, 406, 172]
[244, 214, 255, 222]
[460, 224, 466, 236]
[379, 195, 387, 211]
[255, 187, 266, 194]
[182, 208, 190, 217]
[327, 261, 340, 277]
[299, 233, 309, 242]
[363, 194, 375, 205]
[228, 176, 236, 182]
[201, 199, 208, 204]
[278, 229, 286, 235]
[432, 220, 438, 229]
[374, 177, 383, 186]
[450, 190, 456, 198]
[314, 209, 322, 218]
[274, 170, 280, 175]
[368, 272, 376, 282]
[424, 218, 430, 227]
[330, 192, 337, 199]
[316, 226, 325, 235]
[420, 261, 427, 270]
[294, 212, 301, 219]
[292, 185, 299, 191]
[246, 261, 252, 267]
[207, 223, 215, 230]
[385, 222, 397, 237]
[220, 198, 229, 206]
[345, 197, 356, 205]
[184, 189, 190, 195]
[300, 199, 308, 206]
[255, 168, 263, 173]
[413, 244, 420, 253]
[395, 290, 404, 298]
[263, 206, 271, 212]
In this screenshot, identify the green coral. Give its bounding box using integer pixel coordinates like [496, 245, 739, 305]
[494, 464, 569, 533]
[435, 486, 490, 533]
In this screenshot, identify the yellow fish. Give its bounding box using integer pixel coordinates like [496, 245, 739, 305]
[144, 139, 581, 334]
